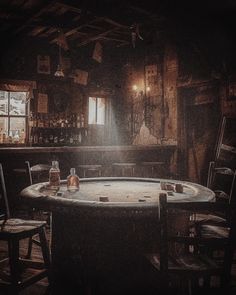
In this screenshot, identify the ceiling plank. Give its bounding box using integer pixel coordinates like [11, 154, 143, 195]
[76, 27, 125, 47]
[15, 0, 58, 34]
[50, 17, 104, 43]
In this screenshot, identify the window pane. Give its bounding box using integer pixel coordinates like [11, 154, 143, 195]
[88, 97, 96, 124]
[97, 97, 105, 125]
[0, 117, 8, 134]
[10, 117, 25, 136]
[10, 92, 27, 115]
[0, 91, 8, 115]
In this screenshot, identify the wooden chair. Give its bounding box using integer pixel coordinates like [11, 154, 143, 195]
[24, 161, 51, 259]
[145, 193, 236, 294]
[25, 161, 51, 186]
[0, 163, 51, 294]
[192, 161, 235, 226]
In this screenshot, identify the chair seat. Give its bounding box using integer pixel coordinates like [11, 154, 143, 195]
[192, 213, 226, 225]
[200, 224, 230, 239]
[30, 164, 51, 172]
[146, 252, 222, 275]
[0, 218, 46, 238]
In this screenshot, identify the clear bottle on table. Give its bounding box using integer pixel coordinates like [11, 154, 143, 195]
[67, 168, 80, 192]
[49, 161, 60, 190]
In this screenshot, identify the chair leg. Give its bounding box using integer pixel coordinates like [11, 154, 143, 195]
[8, 238, 20, 295]
[26, 236, 33, 259]
[39, 227, 51, 282]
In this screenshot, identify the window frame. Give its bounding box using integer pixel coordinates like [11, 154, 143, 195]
[88, 96, 106, 125]
[0, 90, 28, 143]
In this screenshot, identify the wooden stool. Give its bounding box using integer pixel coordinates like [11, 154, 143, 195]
[112, 163, 136, 177]
[78, 165, 102, 178]
[141, 161, 165, 178]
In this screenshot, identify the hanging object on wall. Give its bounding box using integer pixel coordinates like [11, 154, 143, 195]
[54, 30, 68, 77]
[37, 92, 48, 113]
[37, 55, 50, 74]
[56, 30, 69, 51]
[54, 42, 64, 77]
[130, 23, 143, 48]
[73, 69, 88, 85]
[92, 42, 103, 63]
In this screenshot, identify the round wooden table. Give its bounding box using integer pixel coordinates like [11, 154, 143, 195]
[20, 177, 215, 291]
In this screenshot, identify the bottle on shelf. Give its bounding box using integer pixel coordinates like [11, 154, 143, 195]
[20, 129, 25, 144]
[49, 161, 60, 190]
[67, 168, 80, 192]
[38, 132, 43, 144]
[8, 131, 13, 143]
[0, 128, 3, 143]
[2, 131, 6, 143]
[13, 130, 20, 144]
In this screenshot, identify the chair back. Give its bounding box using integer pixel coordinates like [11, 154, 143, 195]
[159, 193, 236, 282]
[25, 160, 33, 186]
[25, 161, 51, 185]
[0, 163, 10, 220]
[229, 169, 236, 205]
[207, 160, 236, 203]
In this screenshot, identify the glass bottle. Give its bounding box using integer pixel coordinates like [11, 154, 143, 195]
[49, 161, 60, 190]
[67, 168, 79, 192]
[0, 128, 3, 143]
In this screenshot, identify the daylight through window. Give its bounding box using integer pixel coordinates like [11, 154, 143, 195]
[0, 91, 27, 144]
[88, 97, 105, 125]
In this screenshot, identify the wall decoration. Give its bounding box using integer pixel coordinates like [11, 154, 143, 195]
[92, 42, 102, 63]
[228, 82, 236, 101]
[37, 93, 48, 113]
[53, 90, 69, 112]
[37, 55, 50, 74]
[73, 69, 88, 85]
[61, 57, 71, 72]
[194, 85, 215, 105]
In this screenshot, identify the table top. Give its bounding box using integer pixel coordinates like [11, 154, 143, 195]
[20, 177, 215, 217]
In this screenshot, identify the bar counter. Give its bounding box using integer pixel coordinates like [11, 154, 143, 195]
[0, 144, 176, 154]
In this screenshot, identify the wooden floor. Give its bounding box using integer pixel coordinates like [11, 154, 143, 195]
[1, 211, 236, 295]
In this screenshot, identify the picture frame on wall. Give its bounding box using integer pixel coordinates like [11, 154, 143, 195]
[228, 81, 236, 101]
[37, 92, 48, 113]
[37, 55, 50, 74]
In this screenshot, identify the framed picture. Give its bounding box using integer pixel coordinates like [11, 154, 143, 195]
[228, 82, 236, 101]
[37, 55, 50, 74]
[37, 93, 48, 113]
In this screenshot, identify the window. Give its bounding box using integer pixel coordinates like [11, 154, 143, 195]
[0, 90, 28, 144]
[88, 97, 105, 125]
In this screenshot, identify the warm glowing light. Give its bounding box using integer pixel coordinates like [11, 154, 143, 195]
[132, 84, 138, 91]
[146, 86, 151, 92]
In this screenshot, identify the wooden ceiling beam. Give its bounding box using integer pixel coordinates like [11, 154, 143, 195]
[50, 17, 104, 43]
[15, 0, 58, 34]
[56, 1, 82, 14]
[100, 36, 129, 44]
[127, 4, 165, 21]
[100, 17, 130, 29]
[76, 27, 123, 47]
